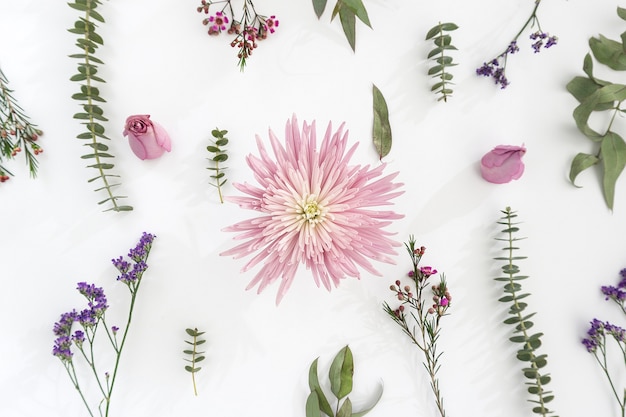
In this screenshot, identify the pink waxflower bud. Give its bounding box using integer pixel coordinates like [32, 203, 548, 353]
[123, 115, 172, 160]
[480, 144, 526, 184]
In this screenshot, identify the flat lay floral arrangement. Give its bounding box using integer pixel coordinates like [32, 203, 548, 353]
[3, 1, 626, 417]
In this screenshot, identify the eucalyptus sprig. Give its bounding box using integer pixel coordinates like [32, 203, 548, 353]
[312, 0, 371, 52]
[206, 128, 229, 203]
[68, 0, 132, 212]
[372, 84, 391, 160]
[495, 207, 557, 417]
[306, 345, 383, 417]
[566, 6, 626, 211]
[183, 327, 206, 396]
[383, 236, 451, 417]
[0, 66, 44, 182]
[425, 22, 459, 102]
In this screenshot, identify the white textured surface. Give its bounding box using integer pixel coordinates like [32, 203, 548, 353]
[1, 1, 625, 416]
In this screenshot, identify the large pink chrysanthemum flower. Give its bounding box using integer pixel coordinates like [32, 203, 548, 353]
[221, 115, 404, 304]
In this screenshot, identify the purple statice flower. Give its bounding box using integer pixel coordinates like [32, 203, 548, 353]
[52, 310, 77, 362]
[476, 58, 510, 89]
[115, 232, 155, 283]
[545, 36, 558, 48]
[601, 285, 626, 302]
[72, 330, 85, 346]
[605, 322, 626, 342]
[582, 318, 604, 353]
[506, 41, 520, 54]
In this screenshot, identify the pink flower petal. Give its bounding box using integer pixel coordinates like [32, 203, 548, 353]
[480, 144, 526, 184]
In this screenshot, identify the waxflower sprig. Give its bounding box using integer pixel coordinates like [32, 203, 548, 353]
[582, 267, 626, 417]
[183, 327, 206, 396]
[566, 7, 626, 211]
[306, 345, 383, 417]
[476, 0, 557, 89]
[196, 0, 279, 71]
[383, 236, 451, 417]
[52, 232, 155, 417]
[495, 208, 557, 416]
[0, 66, 44, 182]
[68, 0, 132, 212]
[425, 22, 459, 102]
[312, 0, 371, 51]
[206, 128, 229, 203]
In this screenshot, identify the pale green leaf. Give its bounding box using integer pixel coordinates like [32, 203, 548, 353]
[372, 84, 392, 159]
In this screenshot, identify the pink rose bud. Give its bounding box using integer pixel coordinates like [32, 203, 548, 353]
[480, 144, 526, 184]
[123, 115, 172, 160]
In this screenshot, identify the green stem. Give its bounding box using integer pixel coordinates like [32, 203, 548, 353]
[595, 340, 625, 416]
[65, 361, 95, 417]
[436, 23, 450, 103]
[191, 332, 198, 396]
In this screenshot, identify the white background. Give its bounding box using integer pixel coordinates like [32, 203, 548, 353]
[2, 0, 626, 416]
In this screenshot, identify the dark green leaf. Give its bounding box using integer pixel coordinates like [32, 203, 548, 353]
[308, 359, 334, 417]
[590, 34, 626, 70]
[329, 345, 353, 400]
[312, 0, 327, 18]
[183, 349, 194, 355]
[215, 138, 228, 146]
[569, 152, 599, 186]
[338, 7, 357, 51]
[337, 397, 352, 417]
[195, 356, 205, 362]
[341, 0, 371, 27]
[213, 154, 228, 162]
[184, 365, 194, 372]
[206, 146, 220, 153]
[372, 84, 392, 159]
[68, 3, 89, 11]
[601, 132, 626, 209]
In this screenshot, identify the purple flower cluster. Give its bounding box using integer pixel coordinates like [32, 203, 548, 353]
[52, 283, 109, 362]
[583, 319, 626, 353]
[476, 31, 557, 89]
[601, 268, 626, 303]
[530, 31, 558, 53]
[113, 232, 155, 284]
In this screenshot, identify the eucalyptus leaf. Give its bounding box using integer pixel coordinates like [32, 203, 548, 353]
[590, 34, 626, 71]
[372, 84, 391, 159]
[341, 0, 371, 27]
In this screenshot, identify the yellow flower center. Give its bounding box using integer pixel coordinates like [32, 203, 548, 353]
[297, 196, 325, 225]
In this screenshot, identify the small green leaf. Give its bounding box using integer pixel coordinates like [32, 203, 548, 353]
[341, 0, 371, 27]
[372, 84, 392, 159]
[590, 34, 626, 70]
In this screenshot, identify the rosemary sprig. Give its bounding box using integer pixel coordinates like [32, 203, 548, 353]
[183, 327, 206, 396]
[206, 128, 229, 203]
[0, 66, 43, 180]
[425, 22, 459, 102]
[495, 207, 557, 417]
[68, 0, 132, 212]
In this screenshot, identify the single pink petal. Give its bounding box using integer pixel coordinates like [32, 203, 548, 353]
[152, 121, 172, 152]
[480, 145, 526, 184]
[127, 133, 148, 160]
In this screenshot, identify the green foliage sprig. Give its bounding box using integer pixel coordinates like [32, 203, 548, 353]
[372, 84, 391, 160]
[425, 22, 459, 102]
[566, 7, 626, 211]
[306, 345, 383, 417]
[312, 0, 371, 52]
[206, 128, 229, 203]
[0, 66, 44, 181]
[68, 0, 132, 212]
[183, 327, 206, 396]
[383, 236, 451, 417]
[495, 207, 557, 417]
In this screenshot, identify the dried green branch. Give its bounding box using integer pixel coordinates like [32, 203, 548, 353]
[183, 327, 206, 396]
[0, 66, 44, 181]
[495, 207, 557, 417]
[207, 128, 229, 203]
[68, 0, 132, 212]
[425, 22, 458, 102]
